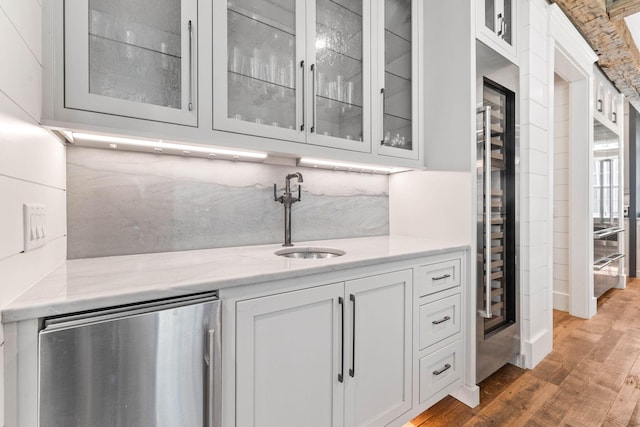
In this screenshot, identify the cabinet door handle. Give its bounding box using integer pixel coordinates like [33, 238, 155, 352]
[432, 315, 451, 325]
[188, 20, 193, 111]
[496, 13, 503, 37]
[612, 111, 617, 123]
[311, 63, 316, 133]
[300, 60, 305, 131]
[338, 296, 344, 383]
[380, 88, 385, 145]
[432, 273, 451, 281]
[433, 363, 451, 376]
[206, 329, 215, 427]
[349, 294, 356, 378]
[597, 99, 603, 113]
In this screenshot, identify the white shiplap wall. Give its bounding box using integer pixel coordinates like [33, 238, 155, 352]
[0, 1, 67, 424]
[553, 75, 570, 311]
[519, 0, 554, 368]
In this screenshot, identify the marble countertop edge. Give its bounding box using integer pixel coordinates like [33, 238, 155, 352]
[2, 235, 469, 323]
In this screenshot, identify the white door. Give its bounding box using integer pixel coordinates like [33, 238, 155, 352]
[212, 0, 307, 142]
[344, 269, 413, 427]
[65, 0, 198, 126]
[236, 283, 345, 427]
[374, 0, 421, 160]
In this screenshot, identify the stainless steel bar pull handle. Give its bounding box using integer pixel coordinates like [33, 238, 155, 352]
[338, 296, 345, 383]
[432, 274, 451, 281]
[349, 294, 356, 378]
[479, 105, 493, 319]
[300, 60, 305, 131]
[380, 88, 385, 144]
[188, 20, 193, 111]
[310, 63, 316, 133]
[433, 363, 451, 376]
[207, 329, 215, 427]
[432, 316, 451, 325]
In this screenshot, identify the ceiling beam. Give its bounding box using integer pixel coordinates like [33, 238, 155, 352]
[607, 0, 640, 20]
[552, 0, 640, 111]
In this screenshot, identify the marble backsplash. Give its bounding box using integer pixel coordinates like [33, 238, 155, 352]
[67, 146, 389, 259]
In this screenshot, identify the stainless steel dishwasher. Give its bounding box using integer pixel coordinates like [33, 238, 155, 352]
[38, 292, 221, 427]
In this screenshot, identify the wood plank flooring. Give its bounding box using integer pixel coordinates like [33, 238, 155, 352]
[405, 278, 640, 427]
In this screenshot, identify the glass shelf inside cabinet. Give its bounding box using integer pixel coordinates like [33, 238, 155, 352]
[88, 0, 183, 109]
[382, 0, 412, 151]
[226, 0, 297, 130]
[314, 0, 364, 141]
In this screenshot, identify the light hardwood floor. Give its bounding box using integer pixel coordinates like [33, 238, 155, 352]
[406, 278, 640, 427]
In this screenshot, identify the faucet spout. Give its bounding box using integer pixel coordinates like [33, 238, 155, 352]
[274, 172, 304, 247]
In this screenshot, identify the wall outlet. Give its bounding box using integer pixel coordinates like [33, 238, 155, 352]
[23, 203, 46, 252]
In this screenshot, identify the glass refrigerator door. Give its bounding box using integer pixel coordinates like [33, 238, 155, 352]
[478, 80, 515, 336]
[309, 0, 370, 152]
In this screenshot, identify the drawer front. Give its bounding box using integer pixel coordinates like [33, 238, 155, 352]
[419, 340, 462, 404]
[416, 258, 461, 297]
[419, 293, 461, 351]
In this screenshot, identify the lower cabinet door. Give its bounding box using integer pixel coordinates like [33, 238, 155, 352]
[236, 283, 344, 427]
[344, 269, 413, 427]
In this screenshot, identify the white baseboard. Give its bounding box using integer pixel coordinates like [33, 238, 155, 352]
[552, 291, 569, 311]
[450, 384, 480, 408]
[521, 328, 553, 369]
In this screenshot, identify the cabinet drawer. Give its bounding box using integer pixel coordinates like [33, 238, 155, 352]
[419, 294, 461, 351]
[416, 258, 461, 297]
[419, 340, 462, 404]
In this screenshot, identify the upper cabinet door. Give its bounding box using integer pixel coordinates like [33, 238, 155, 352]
[212, 0, 306, 143]
[476, 0, 517, 64]
[375, 0, 420, 160]
[65, 0, 198, 126]
[306, 0, 371, 152]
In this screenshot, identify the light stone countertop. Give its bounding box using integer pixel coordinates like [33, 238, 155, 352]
[2, 235, 468, 322]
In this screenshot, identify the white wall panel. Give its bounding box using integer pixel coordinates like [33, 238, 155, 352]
[389, 171, 471, 245]
[0, 94, 65, 188]
[0, 0, 41, 62]
[0, 176, 66, 261]
[0, 8, 42, 122]
[0, 238, 66, 310]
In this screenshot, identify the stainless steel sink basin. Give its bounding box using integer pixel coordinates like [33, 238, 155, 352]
[275, 247, 345, 259]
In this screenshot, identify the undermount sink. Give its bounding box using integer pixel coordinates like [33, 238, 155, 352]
[275, 247, 346, 259]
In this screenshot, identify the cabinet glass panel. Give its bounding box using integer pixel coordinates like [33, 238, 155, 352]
[226, 0, 297, 130]
[484, 0, 512, 45]
[382, 0, 412, 151]
[314, 0, 364, 141]
[88, 0, 183, 109]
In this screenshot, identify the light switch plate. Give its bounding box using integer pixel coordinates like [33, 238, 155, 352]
[23, 203, 46, 252]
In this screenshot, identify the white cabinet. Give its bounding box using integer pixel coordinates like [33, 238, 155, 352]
[374, 0, 422, 160]
[236, 283, 344, 427]
[594, 68, 623, 133]
[476, 0, 517, 64]
[212, 0, 371, 153]
[64, 0, 198, 126]
[235, 269, 412, 427]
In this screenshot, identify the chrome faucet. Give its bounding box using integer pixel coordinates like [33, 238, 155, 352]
[274, 172, 304, 247]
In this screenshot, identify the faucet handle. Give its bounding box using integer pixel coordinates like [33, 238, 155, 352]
[297, 184, 302, 202]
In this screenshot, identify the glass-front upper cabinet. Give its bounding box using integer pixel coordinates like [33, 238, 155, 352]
[306, 0, 370, 152]
[477, 0, 517, 64]
[65, 0, 198, 126]
[375, 0, 420, 160]
[213, 0, 371, 152]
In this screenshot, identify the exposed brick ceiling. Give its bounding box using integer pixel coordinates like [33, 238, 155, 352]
[550, 0, 640, 111]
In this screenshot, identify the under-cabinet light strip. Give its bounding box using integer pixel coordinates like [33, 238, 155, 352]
[72, 132, 268, 159]
[298, 157, 400, 174]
